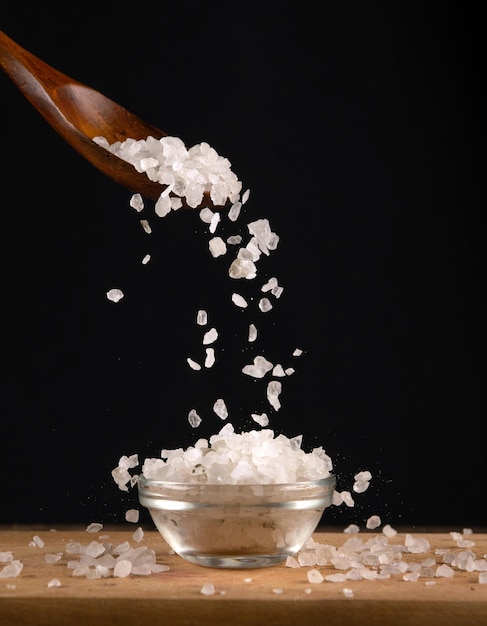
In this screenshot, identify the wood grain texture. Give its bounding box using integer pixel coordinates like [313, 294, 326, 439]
[1, 526, 486, 625]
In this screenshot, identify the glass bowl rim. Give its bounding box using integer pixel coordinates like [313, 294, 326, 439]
[137, 474, 336, 490]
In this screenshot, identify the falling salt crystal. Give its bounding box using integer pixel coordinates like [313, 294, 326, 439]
[213, 398, 228, 420]
[228, 201, 242, 222]
[242, 355, 273, 378]
[188, 409, 202, 428]
[140, 219, 152, 234]
[86, 523, 103, 534]
[106, 289, 124, 303]
[251, 412, 269, 427]
[205, 348, 215, 368]
[261, 277, 278, 292]
[209, 212, 220, 233]
[307, 569, 324, 584]
[248, 324, 257, 342]
[129, 193, 144, 212]
[133, 527, 144, 543]
[383, 524, 397, 537]
[340, 491, 355, 507]
[197, 310, 208, 326]
[0, 561, 23, 578]
[114, 559, 132, 578]
[366, 515, 381, 530]
[232, 293, 248, 308]
[203, 328, 218, 345]
[141, 254, 151, 265]
[200, 582, 215, 595]
[209, 236, 227, 258]
[293, 348, 303, 356]
[227, 234, 242, 245]
[199, 207, 214, 224]
[272, 364, 286, 377]
[228, 258, 257, 280]
[267, 380, 282, 410]
[344, 524, 360, 534]
[187, 357, 202, 371]
[125, 509, 139, 523]
[259, 297, 273, 312]
[241, 189, 250, 204]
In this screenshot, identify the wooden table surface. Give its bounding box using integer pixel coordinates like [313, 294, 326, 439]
[1, 525, 486, 625]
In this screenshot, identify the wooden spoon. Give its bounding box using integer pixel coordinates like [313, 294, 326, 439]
[0, 30, 214, 207]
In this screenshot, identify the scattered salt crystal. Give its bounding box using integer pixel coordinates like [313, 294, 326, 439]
[0, 552, 13, 563]
[187, 357, 201, 371]
[304, 588, 312, 594]
[114, 559, 132, 578]
[0, 561, 23, 578]
[45, 554, 62, 564]
[436, 564, 455, 578]
[244, 577, 253, 582]
[403, 572, 420, 582]
[208, 236, 227, 258]
[232, 293, 248, 308]
[248, 324, 257, 342]
[200, 582, 215, 595]
[366, 515, 381, 530]
[339, 491, 355, 507]
[251, 412, 269, 427]
[344, 524, 360, 534]
[479, 572, 487, 584]
[188, 409, 202, 428]
[106, 288, 124, 303]
[284, 367, 295, 375]
[383, 524, 397, 537]
[141, 254, 151, 265]
[286, 556, 300, 568]
[267, 380, 282, 410]
[140, 219, 152, 234]
[213, 398, 228, 420]
[197, 309, 208, 325]
[47, 578, 62, 588]
[307, 569, 324, 583]
[342, 588, 354, 598]
[129, 193, 144, 212]
[133, 527, 144, 543]
[242, 355, 273, 378]
[259, 297, 273, 312]
[125, 509, 139, 523]
[86, 523, 104, 534]
[203, 328, 218, 345]
[273, 588, 283, 594]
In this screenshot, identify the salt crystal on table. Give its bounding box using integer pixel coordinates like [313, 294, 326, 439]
[187, 357, 201, 371]
[203, 328, 218, 345]
[286, 556, 300, 568]
[213, 398, 228, 420]
[45, 554, 62, 564]
[208, 236, 227, 257]
[383, 524, 397, 537]
[344, 524, 360, 534]
[197, 309, 208, 325]
[307, 569, 324, 583]
[106, 288, 124, 303]
[436, 564, 455, 578]
[188, 409, 202, 428]
[114, 559, 132, 578]
[232, 293, 248, 308]
[133, 527, 144, 543]
[0, 552, 12, 563]
[479, 572, 487, 584]
[129, 193, 144, 212]
[205, 347, 215, 368]
[47, 578, 62, 587]
[248, 324, 257, 342]
[200, 582, 215, 595]
[342, 588, 354, 598]
[273, 588, 283, 594]
[0, 561, 23, 578]
[125, 509, 139, 523]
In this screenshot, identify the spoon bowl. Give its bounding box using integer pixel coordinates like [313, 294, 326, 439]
[0, 30, 214, 206]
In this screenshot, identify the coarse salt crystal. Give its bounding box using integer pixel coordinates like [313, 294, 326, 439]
[47, 578, 62, 588]
[86, 523, 104, 533]
[307, 569, 324, 583]
[213, 398, 228, 420]
[232, 293, 248, 308]
[142, 254, 151, 265]
[125, 509, 139, 523]
[197, 310, 207, 325]
[187, 357, 201, 371]
[205, 347, 215, 368]
[203, 328, 218, 345]
[140, 219, 152, 234]
[366, 515, 381, 530]
[106, 288, 124, 303]
[248, 324, 257, 342]
[200, 582, 215, 595]
[188, 409, 202, 428]
[208, 236, 227, 258]
[129, 193, 144, 212]
[242, 355, 273, 378]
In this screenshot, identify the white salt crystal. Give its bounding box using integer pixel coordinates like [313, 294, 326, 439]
[403, 572, 420, 582]
[248, 323, 257, 342]
[273, 588, 283, 594]
[242, 355, 273, 378]
[203, 328, 218, 345]
[228, 258, 257, 279]
[342, 588, 354, 597]
[227, 234, 242, 245]
[133, 527, 144, 543]
[114, 559, 132, 578]
[208, 236, 227, 258]
[479, 572, 487, 584]
[383, 524, 397, 537]
[106, 288, 124, 303]
[228, 201, 242, 222]
[188, 409, 202, 428]
[366, 515, 381, 530]
[140, 219, 152, 234]
[259, 297, 273, 312]
[141, 254, 151, 265]
[187, 357, 201, 371]
[45, 554, 62, 564]
[241, 189, 250, 204]
[199, 207, 214, 223]
[344, 524, 360, 534]
[251, 412, 269, 427]
[125, 509, 139, 523]
[267, 380, 282, 410]
[286, 556, 300, 568]
[197, 309, 208, 325]
[284, 367, 295, 375]
[0, 552, 12, 563]
[0, 561, 23, 578]
[213, 398, 228, 420]
[354, 470, 372, 482]
[232, 293, 248, 308]
[209, 212, 220, 234]
[307, 569, 324, 583]
[47, 578, 62, 588]
[340, 491, 355, 507]
[261, 277, 278, 292]
[272, 364, 286, 377]
[86, 523, 104, 534]
[32, 535, 44, 548]
[204, 348, 215, 368]
[129, 193, 144, 212]
[293, 348, 303, 356]
[200, 582, 215, 595]
[436, 564, 455, 578]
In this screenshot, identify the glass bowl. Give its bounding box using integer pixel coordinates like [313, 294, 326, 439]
[138, 475, 336, 568]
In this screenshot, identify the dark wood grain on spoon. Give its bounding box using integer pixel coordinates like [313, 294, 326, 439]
[0, 30, 213, 207]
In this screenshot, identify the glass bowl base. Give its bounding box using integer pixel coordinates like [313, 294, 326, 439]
[181, 553, 287, 568]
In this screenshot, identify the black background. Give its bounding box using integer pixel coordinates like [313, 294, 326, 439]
[0, 3, 484, 530]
